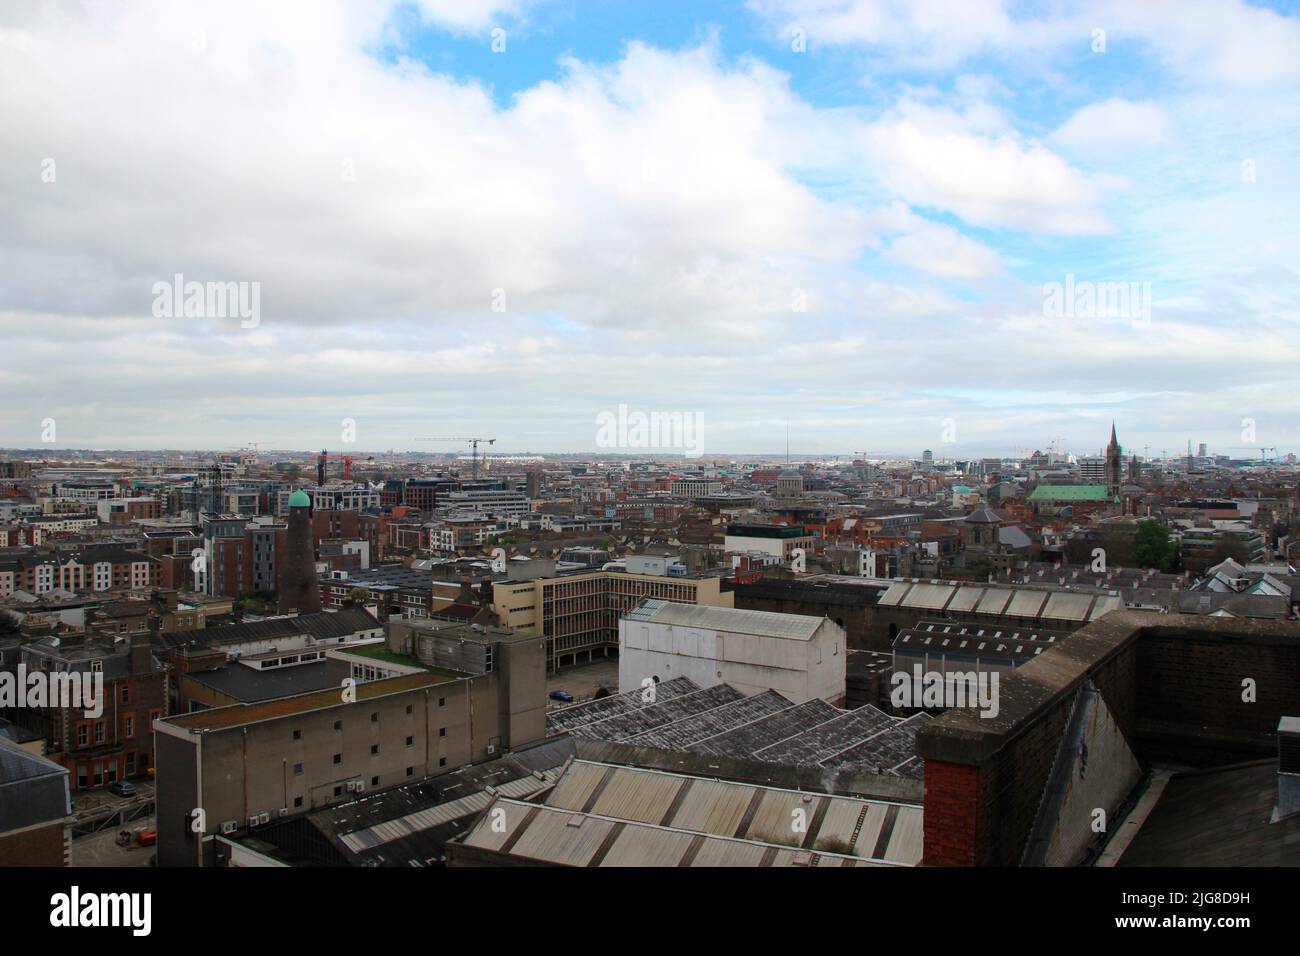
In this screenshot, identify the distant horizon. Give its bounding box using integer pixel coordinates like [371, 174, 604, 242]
[2, 444, 1293, 462]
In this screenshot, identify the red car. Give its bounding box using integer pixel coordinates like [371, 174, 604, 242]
[115, 828, 156, 848]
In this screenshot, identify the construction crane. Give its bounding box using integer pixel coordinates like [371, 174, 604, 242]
[416, 437, 497, 479]
[316, 449, 371, 483]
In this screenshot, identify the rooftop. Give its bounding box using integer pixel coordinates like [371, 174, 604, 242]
[452, 758, 923, 867]
[161, 671, 461, 732]
[623, 598, 826, 640]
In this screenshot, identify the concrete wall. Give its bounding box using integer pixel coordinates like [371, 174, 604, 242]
[0, 819, 69, 867]
[918, 612, 1300, 866]
[155, 629, 549, 866]
[1040, 691, 1140, 866]
[618, 617, 846, 705]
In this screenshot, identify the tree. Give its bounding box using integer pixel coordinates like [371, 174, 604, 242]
[1134, 520, 1177, 571]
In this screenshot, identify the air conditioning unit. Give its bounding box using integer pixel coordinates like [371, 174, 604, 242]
[486, 744, 496, 755]
[248, 815, 260, 828]
[278, 808, 289, 817]
[354, 780, 365, 793]
[220, 821, 237, 835]
[258, 812, 270, 825]
[345, 781, 357, 791]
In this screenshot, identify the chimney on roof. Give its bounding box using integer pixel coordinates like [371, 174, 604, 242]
[130, 626, 152, 676]
[1277, 717, 1300, 821]
[455, 575, 475, 606]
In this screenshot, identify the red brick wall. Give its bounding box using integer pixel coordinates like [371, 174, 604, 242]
[922, 761, 983, 865]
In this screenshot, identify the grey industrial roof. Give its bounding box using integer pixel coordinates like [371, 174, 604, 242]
[454, 759, 923, 867]
[625, 689, 792, 750]
[162, 606, 380, 650]
[689, 699, 842, 759]
[239, 738, 576, 866]
[1120, 760, 1300, 866]
[566, 683, 745, 741]
[0, 736, 70, 831]
[559, 678, 927, 779]
[874, 580, 1122, 622]
[183, 659, 345, 703]
[546, 676, 700, 735]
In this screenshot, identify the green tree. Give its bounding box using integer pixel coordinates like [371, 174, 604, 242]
[1134, 520, 1176, 571]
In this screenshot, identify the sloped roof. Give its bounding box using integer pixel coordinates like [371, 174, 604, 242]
[0, 736, 69, 831]
[623, 598, 824, 640]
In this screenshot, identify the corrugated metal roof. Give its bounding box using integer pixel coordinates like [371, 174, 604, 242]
[340, 790, 494, 853]
[1042, 591, 1094, 621]
[945, 586, 986, 612]
[669, 777, 755, 836]
[598, 826, 695, 867]
[1006, 589, 1048, 618]
[458, 798, 914, 868]
[546, 760, 610, 811]
[875, 582, 911, 607]
[461, 760, 924, 867]
[337, 770, 554, 854]
[975, 587, 1013, 615]
[900, 582, 955, 610]
[588, 766, 683, 823]
[509, 806, 615, 865]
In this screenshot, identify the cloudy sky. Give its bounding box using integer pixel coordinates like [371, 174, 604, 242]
[2, 0, 1298, 458]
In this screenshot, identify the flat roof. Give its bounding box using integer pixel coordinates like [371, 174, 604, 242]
[161, 671, 461, 732]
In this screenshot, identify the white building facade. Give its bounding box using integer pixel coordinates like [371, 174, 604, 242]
[618, 599, 845, 706]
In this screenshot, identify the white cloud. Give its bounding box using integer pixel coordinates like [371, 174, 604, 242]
[750, 0, 1300, 86]
[411, 0, 530, 33]
[863, 101, 1110, 234]
[0, 0, 1295, 453]
[1052, 99, 1172, 162]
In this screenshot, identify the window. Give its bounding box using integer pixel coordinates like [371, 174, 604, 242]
[370, 744, 379, 755]
[439, 757, 446, 767]
[94, 722, 104, 743]
[293, 796, 303, 808]
[293, 763, 303, 776]
[334, 786, 343, 797]
[405, 735, 413, 747]
[438, 727, 446, 738]
[125, 717, 135, 738]
[406, 767, 414, 777]
[333, 753, 342, 764]
[438, 697, 446, 707]
[121, 685, 130, 703]
[370, 712, 378, 723]
[333, 720, 342, 730]
[405, 704, 413, 715]
[77, 724, 88, 746]
[370, 776, 379, 787]
[90, 660, 102, 672]
[293, 729, 301, 740]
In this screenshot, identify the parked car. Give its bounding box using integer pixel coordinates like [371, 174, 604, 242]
[107, 780, 137, 798]
[115, 828, 155, 848]
[549, 690, 574, 703]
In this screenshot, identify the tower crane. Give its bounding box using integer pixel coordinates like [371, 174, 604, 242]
[316, 449, 371, 483]
[416, 437, 497, 479]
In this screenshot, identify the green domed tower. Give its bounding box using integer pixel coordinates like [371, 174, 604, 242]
[278, 488, 321, 614]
